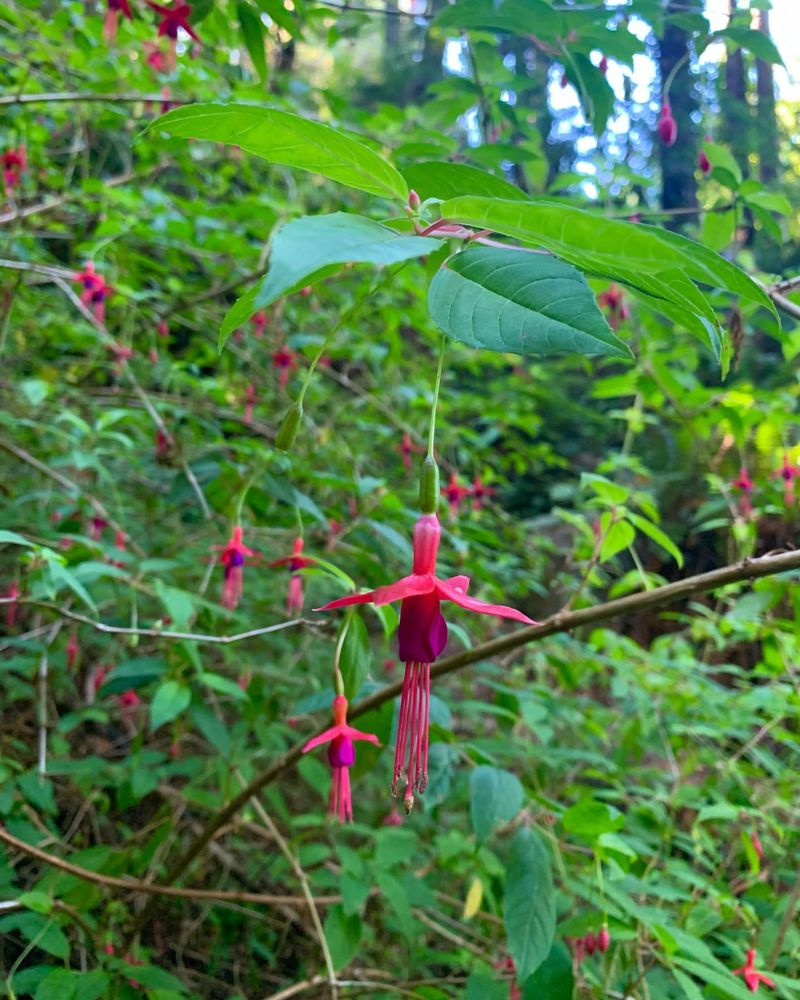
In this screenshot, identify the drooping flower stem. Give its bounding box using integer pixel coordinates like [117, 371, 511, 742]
[427, 335, 446, 461]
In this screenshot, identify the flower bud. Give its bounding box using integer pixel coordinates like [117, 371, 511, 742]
[597, 927, 610, 952]
[418, 455, 440, 514]
[275, 400, 303, 452]
[409, 189, 421, 211]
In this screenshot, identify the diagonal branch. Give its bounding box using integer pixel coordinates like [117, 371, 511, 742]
[127, 547, 800, 937]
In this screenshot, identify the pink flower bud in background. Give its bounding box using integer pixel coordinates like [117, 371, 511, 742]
[658, 103, 678, 146]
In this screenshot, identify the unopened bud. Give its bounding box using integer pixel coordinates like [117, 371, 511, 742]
[597, 927, 610, 952]
[419, 455, 439, 514]
[275, 400, 303, 452]
[409, 189, 421, 211]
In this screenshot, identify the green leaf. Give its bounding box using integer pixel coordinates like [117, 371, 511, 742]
[101, 658, 165, 694]
[673, 969, 706, 1000]
[147, 104, 408, 201]
[35, 968, 78, 1000]
[718, 26, 784, 66]
[470, 765, 524, 842]
[701, 208, 736, 252]
[503, 829, 556, 981]
[402, 161, 528, 202]
[439, 196, 778, 325]
[18, 891, 53, 915]
[220, 213, 440, 348]
[628, 512, 684, 567]
[0, 529, 34, 547]
[74, 970, 109, 1000]
[323, 905, 362, 971]
[434, 0, 558, 36]
[466, 970, 508, 1000]
[565, 52, 615, 134]
[237, 2, 267, 82]
[428, 247, 631, 358]
[703, 142, 742, 188]
[340, 614, 372, 700]
[150, 680, 191, 731]
[254, 0, 299, 35]
[599, 516, 635, 562]
[562, 798, 624, 838]
[198, 671, 247, 700]
[521, 940, 574, 1000]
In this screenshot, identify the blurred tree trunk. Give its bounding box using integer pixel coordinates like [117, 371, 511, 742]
[657, 0, 700, 219]
[385, 0, 400, 66]
[720, 0, 750, 176]
[755, 8, 780, 184]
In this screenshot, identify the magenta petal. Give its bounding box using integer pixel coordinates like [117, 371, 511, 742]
[437, 578, 537, 625]
[315, 591, 377, 612]
[302, 725, 340, 753]
[344, 725, 380, 745]
[328, 735, 355, 767]
[372, 573, 436, 607]
[398, 592, 448, 662]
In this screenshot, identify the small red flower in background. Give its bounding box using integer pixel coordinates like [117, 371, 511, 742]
[751, 831, 764, 862]
[598, 55, 608, 74]
[597, 927, 611, 952]
[732, 467, 755, 517]
[252, 311, 267, 338]
[155, 428, 172, 461]
[326, 519, 343, 550]
[115, 529, 127, 552]
[773, 452, 798, 505]
[658, 103, 678, 146]
[317, 513, 534, 810]
[272, 347, 298, 390]
[4, 582, 20, 629]
[442, 472, 471, 518]
[470, 476, 497, 511]
[143, 41, 167, 74]
[157, 318, 169, 339]
[302, 695, 380, 823]
[74, 263, 112, 323]
[108, 343, 133, 375]
[2, 145, 27, 195]
[244, 383, 257, 425]
[145, 1, 200, 41]
[217, 526, 255, 611]
[118, 689, 140, 711]
[103, 0, 133, 43]
[66, 633, 79, 670]
[90, 517, 108, 541]
[382, 806, 404, 826]
[598, 283, 630, 329]
[494, 957, 521, 1000]
[270, 537, 316, 613]
[699, 136, 712, 174]
[399, 432, 423, 472]
[733, 949, 775, 993]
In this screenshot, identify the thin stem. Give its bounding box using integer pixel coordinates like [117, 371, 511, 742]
[427, 336, 446, 459]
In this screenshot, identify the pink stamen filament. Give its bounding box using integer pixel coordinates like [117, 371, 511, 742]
[393, 662, 431, 806]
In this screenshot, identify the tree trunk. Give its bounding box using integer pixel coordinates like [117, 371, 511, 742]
[755, 9, 780, 184]
[657, 0, 700, 218]
[720, 0, 750, 175]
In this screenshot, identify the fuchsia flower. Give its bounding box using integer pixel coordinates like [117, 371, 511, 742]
[302, 695, 380, 822]
[74, 263, 112, 323]
[699, 136, 712, 174]
[733, 949, 775, 993]
[658, 103, 678, 146]
[143, 41, 167, 74]
[317, 513, 535, 809]
[751, 831, 764, 862]
[115, 529, 126, 551]
[244, 383, 257, 424]
[470, 476, 497, 511]
[598, 283, 630, 329]
[773, 453, 798, 505]
[66, 633, 79, 670]
[4, 582, 19, 629]
[252, 311, 267, 338]
[103, 0, 133, 42]
[732, 467, 754, 517]
[145, 1, 200, 41]
[2, 145, 27, 195]
[157, 318, 169, 339]
[155, 428, 172, 461]
[270, 537, 315, 613]
[217, 526, 255, 610]
[399, 432, 423, 472]
[90, 517, 108, 541]
[272, 347, 298, 390]
[598, 55, 608, 74]
[442, 473, 471, 518]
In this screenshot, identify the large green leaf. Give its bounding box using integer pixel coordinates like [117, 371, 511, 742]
[150, 680, 191, 731]
[470, 765, 524, 842]
[147, 104, 408, 202]
[428, 247, 631, 358]
[440, 196, 778, 325]
[521, 941, 574, 1000]
[434, 0, 560, 36]
[219, 213, 440, 348]
[340, 613, 372, 701]
[504, 828, 556, 981]
[402, 161, 528, 202]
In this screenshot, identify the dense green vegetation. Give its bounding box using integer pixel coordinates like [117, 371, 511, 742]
[1, 1, 799, 998]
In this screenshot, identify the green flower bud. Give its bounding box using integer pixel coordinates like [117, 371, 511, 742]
[275, 400, 303, 453]
[418, 455, 440, 514]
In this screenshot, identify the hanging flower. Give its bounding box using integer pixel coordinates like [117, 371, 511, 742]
[733, 949, 775, 993]
[270, 537, 315, 613]
[598, 284, 630, 330]
[217, 526, 255, 610]
[317, 513, 535, 809]
[699, 135, 712, 174]
[470, 476, 497, 511]
[143, 40, 167, 73]
[103, 0, 133, 42]
[773, 453, 798, 505]
[4, 582, 19, 629]
[597, 927, 611, 952]
[2, 145, 27, 195]
[145, 1, 200, 41]
[244, 383, 257, 425]
[157, 318, 169, 339]
[66, 633, 79, 670]
[658, 103, 678, 146]
[751, 831, 764, 862]
[732, 467, 755, 517]
[272, 347, 298, 390]
[115, 529, 127, 551]
[442, 472, 471, 518]
[399, 432, 423, 472]
[74, 263, 112, 323]
[90, 517, 108, 541]
[302, 695, 380, 822]
[155, 428, 172, 461]
[598, 55, 608, 74]
[252, 310, 267, 337]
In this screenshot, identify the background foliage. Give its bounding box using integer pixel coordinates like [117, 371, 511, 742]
[1, 1, 799, 998]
